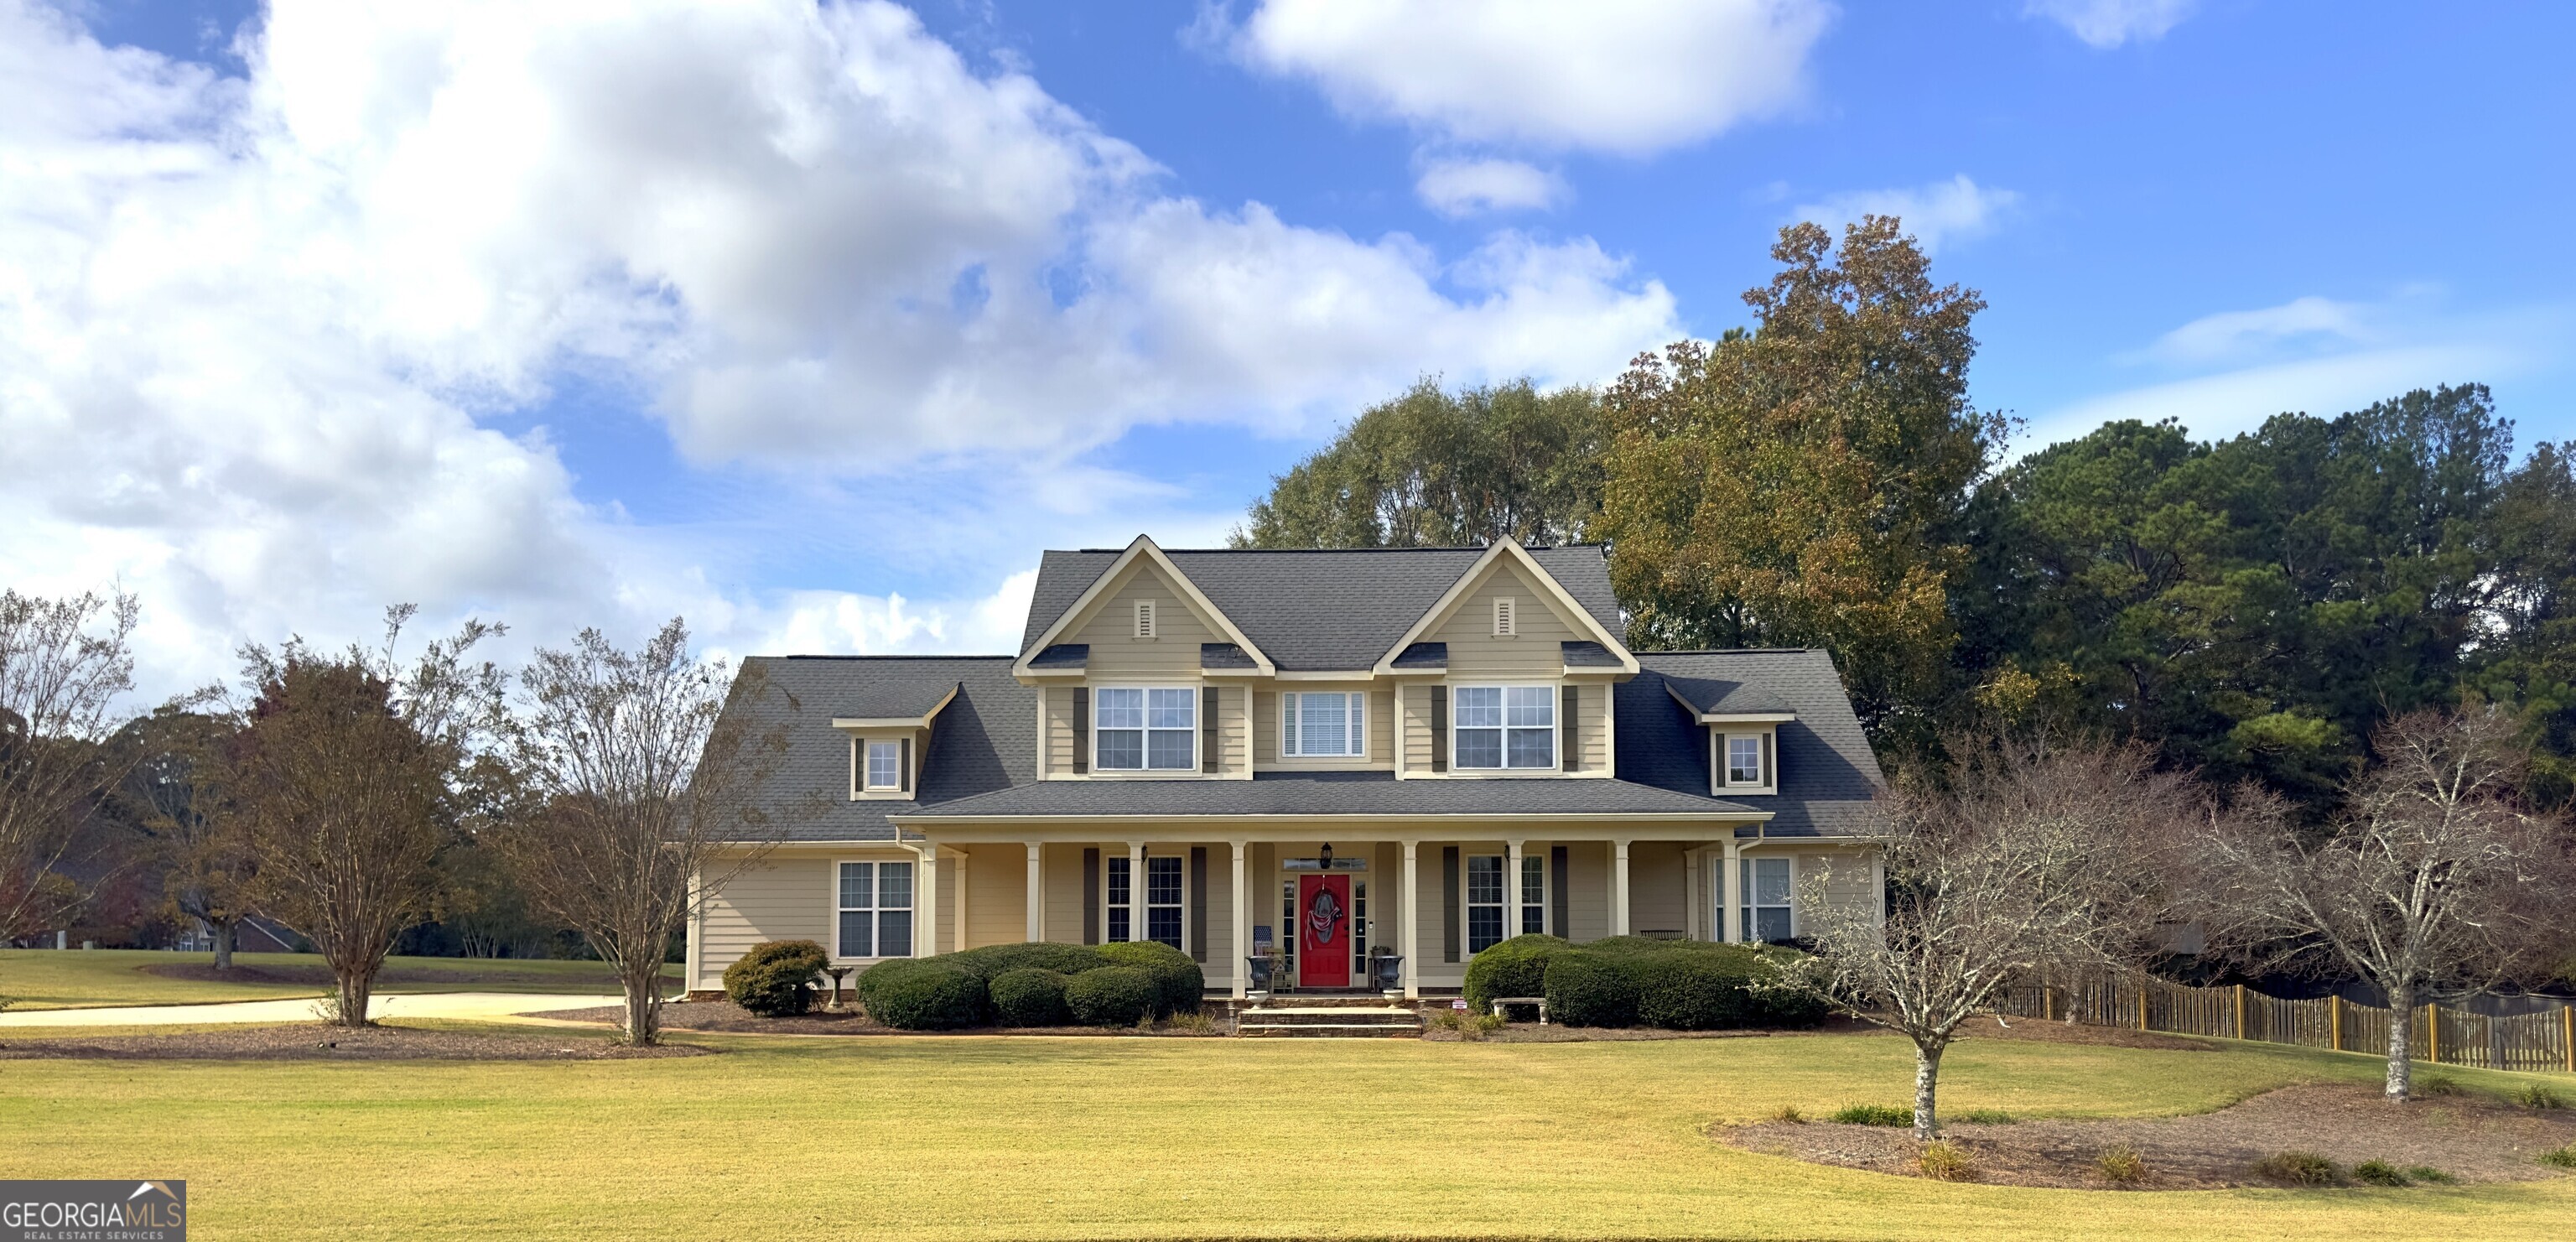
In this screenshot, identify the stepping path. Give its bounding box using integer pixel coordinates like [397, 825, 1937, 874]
[0, 991, 621, 1027]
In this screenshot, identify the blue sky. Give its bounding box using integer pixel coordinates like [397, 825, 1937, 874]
[5, 1, 2570, 696]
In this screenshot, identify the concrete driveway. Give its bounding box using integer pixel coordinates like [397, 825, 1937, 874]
[0, 991, 620, 1027]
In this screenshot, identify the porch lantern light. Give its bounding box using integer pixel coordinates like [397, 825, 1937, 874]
[1318, 843, 1333, 871]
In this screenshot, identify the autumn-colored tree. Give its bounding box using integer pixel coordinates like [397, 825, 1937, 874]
[1233, 377, 1603, 548]
[489, 621, 803, 1044]
[115, 709, 257, 969]
[1599, 218, 2002, 744]
[231, 609, 506, 1026]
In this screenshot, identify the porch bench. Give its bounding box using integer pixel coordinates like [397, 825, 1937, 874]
[1490, 996, 1547, 1025]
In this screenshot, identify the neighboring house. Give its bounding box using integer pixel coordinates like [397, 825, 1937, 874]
[687, 536, 1887, 1000]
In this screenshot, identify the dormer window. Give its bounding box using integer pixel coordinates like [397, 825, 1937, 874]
[1096, 687, 1194, 770]
[860, 738, 910, 794]
[1454, 686, 1555, 769]
[1134, 600, 1156, 639]
[1492, 596, 1517, 637]
[1727, 736, 1763, 785]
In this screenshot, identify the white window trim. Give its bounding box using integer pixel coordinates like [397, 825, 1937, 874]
[1142, 853, 1186, 951]
[1092, 684, 1199, 772]
[1104, 854, 1133, 943]
[1518, 852, 1550, 938]
[1281, 690, 1368, 759]
[830, 856, 918, 963]
[862, 739, 903, 792]
[1462, 853, 1507, 956]
[1450, 683, 1560, 771]
[1738, 855, 1794, 944]
[1100, 850, 1192, 953]
[1713, 728, 1778, 795]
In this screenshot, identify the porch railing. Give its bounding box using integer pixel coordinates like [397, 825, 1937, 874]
[1992, 978, 2576, 1073]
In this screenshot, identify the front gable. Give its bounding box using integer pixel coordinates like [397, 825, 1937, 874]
[1374, 542, 1639, 678]
[1012, 536, 1274, 680]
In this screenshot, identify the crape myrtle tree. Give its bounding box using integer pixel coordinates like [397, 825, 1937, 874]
[2192, 707, 2576, 1101]
[1788, 737, 2193, 1140]
[231, 608, 506, 1026]
[1598, 217, 2006, 755]
[115, 709, 257, 969]
[490, 621, 802, 1045]
[0, 589, 139, 947]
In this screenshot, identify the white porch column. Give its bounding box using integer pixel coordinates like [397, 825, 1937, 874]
[1400, 839, 1420, 1000]
[1229, 840, 1250, 1000]
[908, 841, 939, 958]
[1684, 848, 1701, 942]
[1127, 841, 1147, 943]
[1025, 843, 1044, 943]
[954, 850, 970, 953]
[1504, 839, 1524, 941]
[1721, 836, 1743, 943]
[1611, 839, 1632, 938]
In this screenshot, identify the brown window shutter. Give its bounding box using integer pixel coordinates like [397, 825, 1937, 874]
[900, 736, 913, 794]
[1429, 688, 1447, 773]
[1082, 848, 1100, 945]
[1550, 845, 1570, 938]
[1560, 685, 1576, 771]
[1441, 846, 1462, 963]
[1071, 688, 1089, 774]
[1202, 686, 1218, 774]
[1188, 846, 1208, 963]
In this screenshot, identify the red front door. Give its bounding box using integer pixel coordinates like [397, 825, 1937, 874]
[1297, 874, 1351, 988]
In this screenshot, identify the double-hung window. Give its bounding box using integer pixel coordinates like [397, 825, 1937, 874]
[1096, 688, 1196, 771]
[1723, 733, 1771, 788]
[1106, 856, 1132, 943]
[1519, 855, 1548, 935]
[864, 740, 902, 791]
[1145, 855, 1183, 949]
[1465, 855, 1505, 954]
[1453, 686, 1555, 769]
[837, 860, 914, 959]
[1739, 857, 1792, 943]
[1282, 692, 1365, 757]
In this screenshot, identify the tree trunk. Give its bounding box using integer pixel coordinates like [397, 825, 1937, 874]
[1913, 1040, 1945, 1141]
[210, 919, 236, 971]
[333, 969, 373, 1027]
[621, 967, 662, 1046]
[2384, 980, 2414, 1101]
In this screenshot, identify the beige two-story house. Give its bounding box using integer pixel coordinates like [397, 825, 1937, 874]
[685, 536, 1886, 1000]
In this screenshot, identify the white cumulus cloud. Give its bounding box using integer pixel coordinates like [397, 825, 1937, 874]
[2141, 296, 2376, 366]
[1414, 158, 1566, 217]
[1792, 174, 2019, 253]
[1228, 0, 1836, 156]
[2026, 0, 2196, 49]
[0, 0, 1683, 699]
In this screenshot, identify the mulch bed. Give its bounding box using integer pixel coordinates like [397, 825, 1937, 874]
[0, 1024, 709, 1061]
[547, 999, 1229, 1037]
[1719, 1083, 2576, 1188]
[143, 962, 647, 990]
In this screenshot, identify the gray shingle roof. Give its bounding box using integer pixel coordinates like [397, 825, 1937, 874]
[1020, 544, 1623, 671]
[833, 679, 959, 721]
[1561, 641, 1622, 668]
[1029, 644, 1087, 668]
[1619, 651, 1886, 838]
[724, 656, 1033, 842]
[901, 770, 1756, 819]
[1391, 642, 1447, 669]
[1660, 674, 1793, 716]
[1199, 642, 1254, 669]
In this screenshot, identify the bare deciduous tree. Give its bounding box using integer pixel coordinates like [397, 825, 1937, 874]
[0, 589, 138, 946]
[1789, 738, 2194, 1139]
[489, 621, 799, 1045]
[2192, 707, 2575, 1101]
[231, 608, 505, 1026]
[117, 709, 257, 969]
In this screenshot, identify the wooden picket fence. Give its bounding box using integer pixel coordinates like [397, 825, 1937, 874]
[1992, 977, 2576, 1073]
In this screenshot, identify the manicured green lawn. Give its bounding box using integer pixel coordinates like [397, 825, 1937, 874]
[2, 1027, 2569, 1239]
[0, 948, 673, 1010]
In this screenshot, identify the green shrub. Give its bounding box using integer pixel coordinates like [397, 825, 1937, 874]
[1065, 965, 1157, 1026]
[1464, 934, 1571, 1011]
[1542, 951, 1639, 1027]
[854, 958, 983, 1030]
[722, 939, 828, 1017]
[1095, 941, 1202, 1016]
[2351, 1159, 2408, 1187]
[1831, 1103, 1913, 1127]
[2541, 1143, 2576, 1170]
[1767, 1104, 1805, 1124]
[2251, 1151, 2342, 1186]
[951, 942, 1109, 987]
[989, 968, 1072, 1027]
[2512, 1082, 2565, 1109]
[1628, 948, 1761, 1030]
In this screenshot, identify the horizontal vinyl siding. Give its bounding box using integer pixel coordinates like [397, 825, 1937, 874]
[1218, 686, 1249, 776]
[1580, 686, 1610, 772]
[1403, 684, 1435, 772]
[1566, 841, 1610, 943]
[1072, 568, 1215, 679]
[1045, 844, 1086, 944]
[962, 844, 1026, 951]
[1044, 688, 1074, 777]
[1252, 690, 1278, 764]
[1436, 562, 1583, 679]
[697, 855, 833, 988]
[1628, 841, 1688, 938]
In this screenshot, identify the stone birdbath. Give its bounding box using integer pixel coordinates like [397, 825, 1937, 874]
[821, 966, 854, 1011]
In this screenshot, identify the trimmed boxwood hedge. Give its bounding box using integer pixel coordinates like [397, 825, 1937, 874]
[854, 957, 983, 1030]
[1509, 938, 1827, 1031]
[1542, 949, 1642, 1026]
[1094, 941, 1202, 1016]
[1065, 965, 1156, 1026]
[1462, 933, 1570, 1011]
[723, 939, 828, 1016]
[989, 968, 1072, 1027]
[949, 942, 1112, 989]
